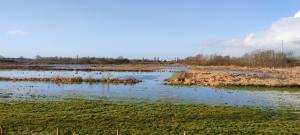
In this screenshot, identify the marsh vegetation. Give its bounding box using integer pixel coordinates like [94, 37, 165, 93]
[0, 99, 300, 134]
[0, 76, 141, 84]
[166, 69, 300, 87]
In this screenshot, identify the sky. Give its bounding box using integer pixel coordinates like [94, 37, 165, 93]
[0, 0, 300, 59]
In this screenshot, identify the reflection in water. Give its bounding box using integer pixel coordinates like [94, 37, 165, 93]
[0, 69, 300, 109]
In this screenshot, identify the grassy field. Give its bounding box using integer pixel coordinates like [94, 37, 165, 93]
[0, 100, 299, 135]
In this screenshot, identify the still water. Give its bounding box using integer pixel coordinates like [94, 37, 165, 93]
[0, 70, 300, 109]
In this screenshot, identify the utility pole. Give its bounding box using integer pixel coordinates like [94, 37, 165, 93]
[281, 40, 284, 54]
[281, 40, 284, 68]
[76, 54, 79, 64]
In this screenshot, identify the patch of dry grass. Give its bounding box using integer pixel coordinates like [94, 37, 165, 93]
[166, 66, 300, 87]
[0, 77, 142, 84]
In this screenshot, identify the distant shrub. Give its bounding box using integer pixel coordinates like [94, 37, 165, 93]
[181, 49, 299, 67]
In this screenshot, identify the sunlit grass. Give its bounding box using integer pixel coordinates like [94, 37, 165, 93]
[0, 99, 299, 134]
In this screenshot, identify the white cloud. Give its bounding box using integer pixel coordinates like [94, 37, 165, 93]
[294, 11, 300, 18]
[7, 30, 30, 36]
[203, 11, 300, 56]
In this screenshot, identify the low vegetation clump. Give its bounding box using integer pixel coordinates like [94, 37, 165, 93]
[166, 70, 300, 87]
[0, 77, 141, 84]
[0, 99, 299, 134]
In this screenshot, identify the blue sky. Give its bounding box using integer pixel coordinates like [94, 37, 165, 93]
[0, 0, 300, 59]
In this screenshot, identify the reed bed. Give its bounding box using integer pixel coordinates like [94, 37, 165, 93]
[166, 70, 300, 88]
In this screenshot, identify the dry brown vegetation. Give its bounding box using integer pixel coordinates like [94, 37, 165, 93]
[166, 66, 300, 87]
[0, 77, 141, 84]
[189, 65, 300, 74]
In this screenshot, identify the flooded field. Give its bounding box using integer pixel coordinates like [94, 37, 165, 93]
[0, 69, 300, 109]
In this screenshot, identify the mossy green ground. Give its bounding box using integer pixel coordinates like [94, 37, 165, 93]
[0, 100, 299, 135]
[222, 86, 300, 92]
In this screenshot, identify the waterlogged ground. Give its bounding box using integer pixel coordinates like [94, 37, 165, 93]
[0, 69, 300, 109]
[1, 99, 300, 134]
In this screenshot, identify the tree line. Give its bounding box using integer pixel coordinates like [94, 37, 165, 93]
[179, 50, 299, 67]
[0, 56, 167, 65]
[0, 50, 299, 67]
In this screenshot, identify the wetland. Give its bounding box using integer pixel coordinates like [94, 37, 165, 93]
[0, 65, 300, 134]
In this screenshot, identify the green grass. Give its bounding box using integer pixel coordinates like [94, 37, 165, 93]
[170, 71, 184, 78]
[222, 85, 300, 92]
[0, 99, 300, 135]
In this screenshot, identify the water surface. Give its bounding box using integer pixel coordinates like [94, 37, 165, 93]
[0, 70, 300, 109]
